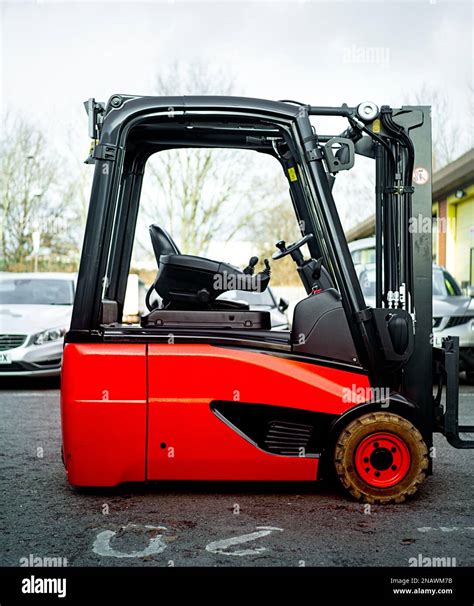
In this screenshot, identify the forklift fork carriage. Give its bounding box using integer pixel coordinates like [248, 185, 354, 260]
[60, 95, 472, 504]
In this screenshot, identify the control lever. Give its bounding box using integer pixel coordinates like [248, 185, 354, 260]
[254, 259, 271, 291]
[243, 256, 259, 275]
[312, 257, 323, 281]
[262, 258, 271, 276]
[275, 240, 286, 254]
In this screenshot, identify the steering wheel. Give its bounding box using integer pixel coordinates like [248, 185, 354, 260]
[272, 233, 314, 260]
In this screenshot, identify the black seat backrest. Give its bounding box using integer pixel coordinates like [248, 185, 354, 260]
[149, 224, 181, 266]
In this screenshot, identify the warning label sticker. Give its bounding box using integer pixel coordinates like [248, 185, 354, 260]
[372, 119, 381, 134]
[288, 167, 298, 182]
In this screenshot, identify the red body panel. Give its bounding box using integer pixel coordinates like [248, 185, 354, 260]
[61, 343, 147, 486]
[61, 342, 371, 486]
[147, 344, 370, 481]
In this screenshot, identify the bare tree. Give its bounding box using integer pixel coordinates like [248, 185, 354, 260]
[406, 85, 470, 170]
[0, 117, 81, 271]
[155, 61, 234, 97]
[145, 147, 254, 255]
[333, 163, 375, 232]
[138, 61, 254, 257]
[243, 175, 305, 286]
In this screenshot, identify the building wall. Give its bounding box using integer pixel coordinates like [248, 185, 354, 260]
[433, 184, 474, 287]
[438, 199, 447, 267]
[452, 186, 474, 287]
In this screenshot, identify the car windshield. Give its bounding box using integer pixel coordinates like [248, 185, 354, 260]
[0, 278, 74, 305]
[218, 289, 274, 306]
[433, 268, 462, 297]
[352, 247, 376, 266]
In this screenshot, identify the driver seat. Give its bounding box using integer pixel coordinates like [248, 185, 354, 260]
[146, 224, 251, 309]
[141, 224, 272, 329]
[145, 224, 182, 310]
[149, 224, 181, 263]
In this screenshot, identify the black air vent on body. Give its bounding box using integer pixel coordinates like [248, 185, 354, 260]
[211, 400, 336, 457]
[263, 420, 313, 455]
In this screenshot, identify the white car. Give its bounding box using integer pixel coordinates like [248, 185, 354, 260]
[348, 238, 474, 382]
[0, 272, 76, 377]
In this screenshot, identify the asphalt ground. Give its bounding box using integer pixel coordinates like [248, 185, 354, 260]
[0, 378, 473, 568]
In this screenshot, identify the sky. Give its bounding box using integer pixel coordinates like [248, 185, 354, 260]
[0, 0, 472, 264]
[1, 0, 472, 141]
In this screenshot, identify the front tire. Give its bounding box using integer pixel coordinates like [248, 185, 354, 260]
[334, 412, 429, 504]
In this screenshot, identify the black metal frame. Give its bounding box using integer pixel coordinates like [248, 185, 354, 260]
[433, 337, 474, 448]
[69, 94, 468, 450]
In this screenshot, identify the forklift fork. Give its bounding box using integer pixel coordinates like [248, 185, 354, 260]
[434, 337, 474, 448]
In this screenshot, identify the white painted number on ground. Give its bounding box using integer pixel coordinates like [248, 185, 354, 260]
[93, 524, 168, 558]
[205, 526, 283, 557]
[92, 524, 284, 558]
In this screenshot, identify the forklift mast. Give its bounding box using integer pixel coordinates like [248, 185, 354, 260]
[298, 103, 434, 448]
[72, 95, 471, 452]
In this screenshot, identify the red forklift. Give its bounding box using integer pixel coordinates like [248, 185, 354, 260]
[61, 95, 473, 504]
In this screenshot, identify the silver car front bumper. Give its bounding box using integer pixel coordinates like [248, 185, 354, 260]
[0, 337, 63, 376]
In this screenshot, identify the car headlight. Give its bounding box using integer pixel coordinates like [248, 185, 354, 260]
[33, 327, 67, 345]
